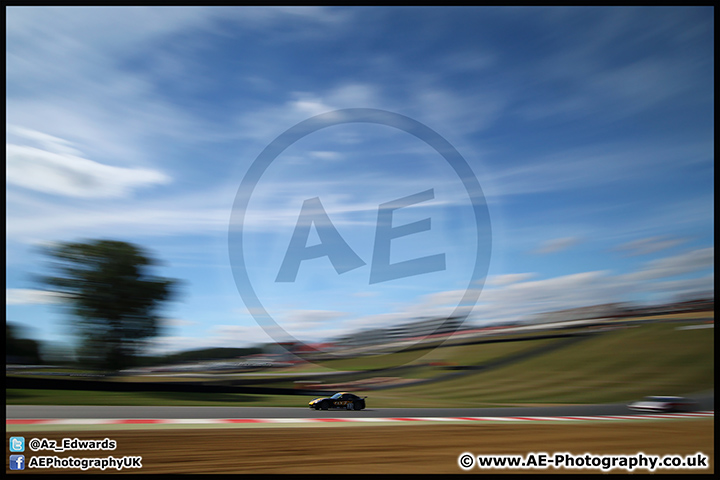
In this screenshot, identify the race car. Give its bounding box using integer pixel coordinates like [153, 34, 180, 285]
[627, 396, 697, 413]
[309, 392, 367, 410]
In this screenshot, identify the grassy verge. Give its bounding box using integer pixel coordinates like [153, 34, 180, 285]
[6, 388, 308, 407]
[370, 322, 713, 407]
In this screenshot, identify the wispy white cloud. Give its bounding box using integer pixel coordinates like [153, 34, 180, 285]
[407, 86, 508, 136]
[7, 125, 83, 156]
[6, 187, 233, 243]
[516, 9, 712, 122]
[472, 248, 714, 325]
[6, 288, 67, 306]
[230, 83, 386, 145]
[614, 236, 687, 256]
[6, 8, 352, 174]
[238, 173, 477, 235]
[309, 151, 343, 161]
[485, 273, 536, 286]
[7, 140, 170, 198]
[278, 309, 348, 331]
[158, 318, 198, 328]
[148, 317, 284, 354]
[482, 140, 712, 199]
[472, 270, 621, 324]
[332, 248, 713, 335]
[644, 274, 713, 295]
[532, 236, 581, 254]
[621, 247, 714, 283]
[153, 244, 714, 349]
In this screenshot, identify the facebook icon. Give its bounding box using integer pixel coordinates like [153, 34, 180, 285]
[10, 454, 25, 470]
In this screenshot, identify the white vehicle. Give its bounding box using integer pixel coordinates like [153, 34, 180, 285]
[628, 396, 696, 413]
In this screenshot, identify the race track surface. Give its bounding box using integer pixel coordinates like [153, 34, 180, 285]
[6, 393, 714, 421]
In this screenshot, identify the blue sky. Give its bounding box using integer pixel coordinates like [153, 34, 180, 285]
[6, 7, 714, 355]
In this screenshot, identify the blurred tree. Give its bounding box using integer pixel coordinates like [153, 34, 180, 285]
[38, 239, 179, 371]
[6, 323, 44, 364]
